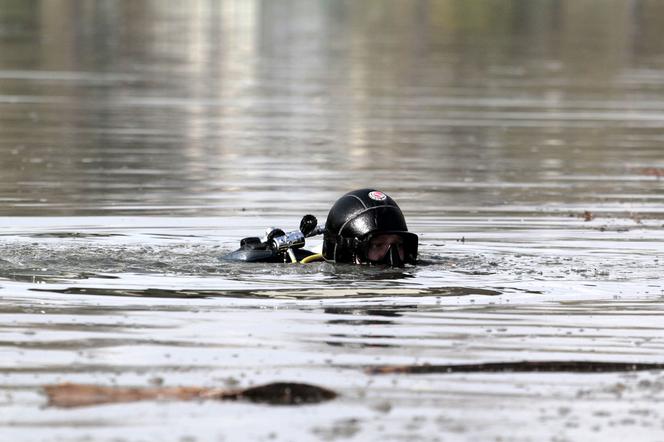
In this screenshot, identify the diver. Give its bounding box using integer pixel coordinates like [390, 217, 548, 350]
[223, 188, 418, 267]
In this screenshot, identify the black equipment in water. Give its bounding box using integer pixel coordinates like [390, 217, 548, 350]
[223, 190, 418, 266]
[223, 214, 325, 263]
[321, 188, 418, 266]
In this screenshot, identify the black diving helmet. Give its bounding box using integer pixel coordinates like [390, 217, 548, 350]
[322, 189, 418, 267]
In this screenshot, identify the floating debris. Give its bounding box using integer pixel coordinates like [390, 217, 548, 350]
[366, 360, 664, 375]
[44, 382, 337, 408]
[640, 167, 664, 179]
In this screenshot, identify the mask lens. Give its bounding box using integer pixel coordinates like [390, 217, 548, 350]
[366, 234, 405, 264]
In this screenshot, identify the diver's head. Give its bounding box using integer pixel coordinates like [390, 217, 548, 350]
[322, 189, 418, 267]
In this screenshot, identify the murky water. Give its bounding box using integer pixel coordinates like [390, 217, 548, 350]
[1, 1, 664, 440]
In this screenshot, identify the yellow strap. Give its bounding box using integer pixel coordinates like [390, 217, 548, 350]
[300, 253, 324, 264]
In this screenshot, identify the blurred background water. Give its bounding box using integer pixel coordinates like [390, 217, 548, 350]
[1, 1, 663, 441]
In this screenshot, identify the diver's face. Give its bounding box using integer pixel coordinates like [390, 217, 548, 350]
[367, 234, 405, 262]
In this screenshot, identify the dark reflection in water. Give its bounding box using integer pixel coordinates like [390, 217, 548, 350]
[1, 0, 663, 216]
[324, 306, 407, 318]
[29, 285, 502, 299]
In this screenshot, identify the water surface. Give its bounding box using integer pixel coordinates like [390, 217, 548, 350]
[1, 1, 663, 441]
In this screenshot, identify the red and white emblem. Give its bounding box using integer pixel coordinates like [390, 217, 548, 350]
[368, 191, 387, 201]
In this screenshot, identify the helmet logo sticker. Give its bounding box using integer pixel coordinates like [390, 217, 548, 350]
[368, 191, 387, 201]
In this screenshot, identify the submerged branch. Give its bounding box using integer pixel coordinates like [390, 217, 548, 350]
[367, 360, 664, 375]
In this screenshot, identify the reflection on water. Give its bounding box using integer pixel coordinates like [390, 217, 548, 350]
[1, 1, 664, 441]
[1, 0, 663, 216]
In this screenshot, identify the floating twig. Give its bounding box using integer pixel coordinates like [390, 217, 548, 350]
[44, 382, 337, 408]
